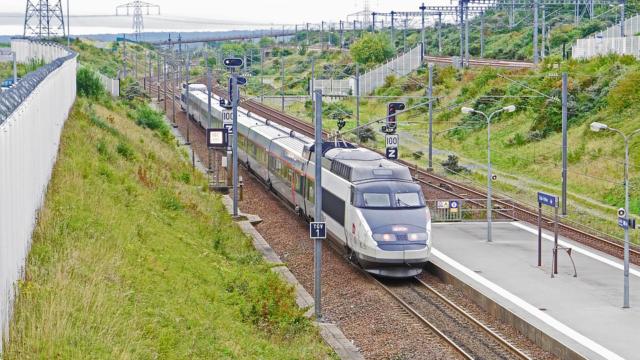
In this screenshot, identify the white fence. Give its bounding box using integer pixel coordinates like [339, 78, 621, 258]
[0, 39, 77, 353]
[79, 64, 120, 97]
[358, 45, 423, 95]
[572, 36, 640, 59]
[310, 44, 424, 96]
[309, 78, 352, 96]
[97, 72, 120, 97]
[592, 14, 640, 38]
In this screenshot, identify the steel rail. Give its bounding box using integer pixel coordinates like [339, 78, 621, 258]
[413, 277, 532, 360]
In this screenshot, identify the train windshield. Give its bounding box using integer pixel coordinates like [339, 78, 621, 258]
[355, 182, 425, 209]
[363, 193, 391, 208]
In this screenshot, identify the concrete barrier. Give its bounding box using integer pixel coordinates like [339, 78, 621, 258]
[0, 39, 76, 353]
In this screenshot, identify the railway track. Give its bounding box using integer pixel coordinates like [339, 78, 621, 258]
[424, 56, 535, 69]
[147, 79, 640, 265]
[217, 93, 640, 265]
[378, 277, 533, 360]
[321, 233, 532, 360]
[146, 81, 551, 359]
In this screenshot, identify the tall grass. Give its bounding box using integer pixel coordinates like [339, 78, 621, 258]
[2, 98, 333, 359]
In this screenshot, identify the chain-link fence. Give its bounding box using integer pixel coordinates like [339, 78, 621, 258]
[0, 38, 77, 353]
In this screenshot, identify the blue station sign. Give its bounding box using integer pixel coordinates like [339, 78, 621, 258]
[538, 192, 558, 208]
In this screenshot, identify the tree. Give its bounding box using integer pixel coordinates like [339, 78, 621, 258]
[350, 33, 394, 65]
[259, 37, 275, 48]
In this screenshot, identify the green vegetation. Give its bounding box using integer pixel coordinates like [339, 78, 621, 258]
[227, 32, 638, 240]
[76, 67, 104, 99]
[350, 33, 394, 65]
[72, 38, 122, 78]
[2, 79, 333, 358]
[0, 58, 45, 82]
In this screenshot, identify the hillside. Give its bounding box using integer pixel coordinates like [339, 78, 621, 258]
[2, 80, 333, 358]
[217, 24, 640, 241]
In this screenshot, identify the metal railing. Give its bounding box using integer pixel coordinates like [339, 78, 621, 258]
[427, 199, 516, 223]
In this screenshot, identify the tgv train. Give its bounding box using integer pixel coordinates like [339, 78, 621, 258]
[181, 84, 432, 277]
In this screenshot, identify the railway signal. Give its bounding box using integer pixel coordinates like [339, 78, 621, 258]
[383, 102, 405, 134]
[223, 57, 243, 68]
[228, 76, 247, 104]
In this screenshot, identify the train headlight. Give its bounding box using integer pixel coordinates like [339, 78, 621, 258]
[408, 233, 427, 241]
[373, 233, 397, 241]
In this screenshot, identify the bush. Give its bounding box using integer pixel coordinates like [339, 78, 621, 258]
[357, 126, 377, 143]
[133, 104, 171, 140]
[116, 142, 135, 160]
[441, 154, 469, 174]
[77, 67, 104, 99]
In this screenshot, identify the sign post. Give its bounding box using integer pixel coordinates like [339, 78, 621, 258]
[223, 58, 244, 218]
[537, 192, 559, 269]
[312, 89, 323, 320]
[385, 133, 399, 160]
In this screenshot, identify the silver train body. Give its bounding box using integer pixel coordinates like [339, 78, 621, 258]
[181, 84, 432, 277]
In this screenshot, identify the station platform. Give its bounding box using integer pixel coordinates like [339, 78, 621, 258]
[431, 221, 640, 360]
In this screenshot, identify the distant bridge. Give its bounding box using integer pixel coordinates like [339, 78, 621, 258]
[148, 30, 297, 45]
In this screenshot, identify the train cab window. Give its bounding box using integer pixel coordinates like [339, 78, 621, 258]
[395, 192, 422, 208]
[354, 182, 425, 209]
[362, 193, 391, 208]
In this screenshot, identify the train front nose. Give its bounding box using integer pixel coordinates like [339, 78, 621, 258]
[359, 222, 431, 278]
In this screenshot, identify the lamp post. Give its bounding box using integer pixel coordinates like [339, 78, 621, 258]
[461, 105, 517, 242]
[590, 122, 640, 308]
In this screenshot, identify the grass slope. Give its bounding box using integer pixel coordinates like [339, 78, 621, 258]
[2, 98, 333, 359]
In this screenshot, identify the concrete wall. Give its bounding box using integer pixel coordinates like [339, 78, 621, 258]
[0, 39, 77, 353]
[11, 38, 69, 64]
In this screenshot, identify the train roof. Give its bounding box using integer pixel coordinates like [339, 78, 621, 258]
[186, 84, 412, 183]
[325, 147, 413, 183]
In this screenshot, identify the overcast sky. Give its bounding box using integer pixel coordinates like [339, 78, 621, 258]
[2, 0, 444, 24]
